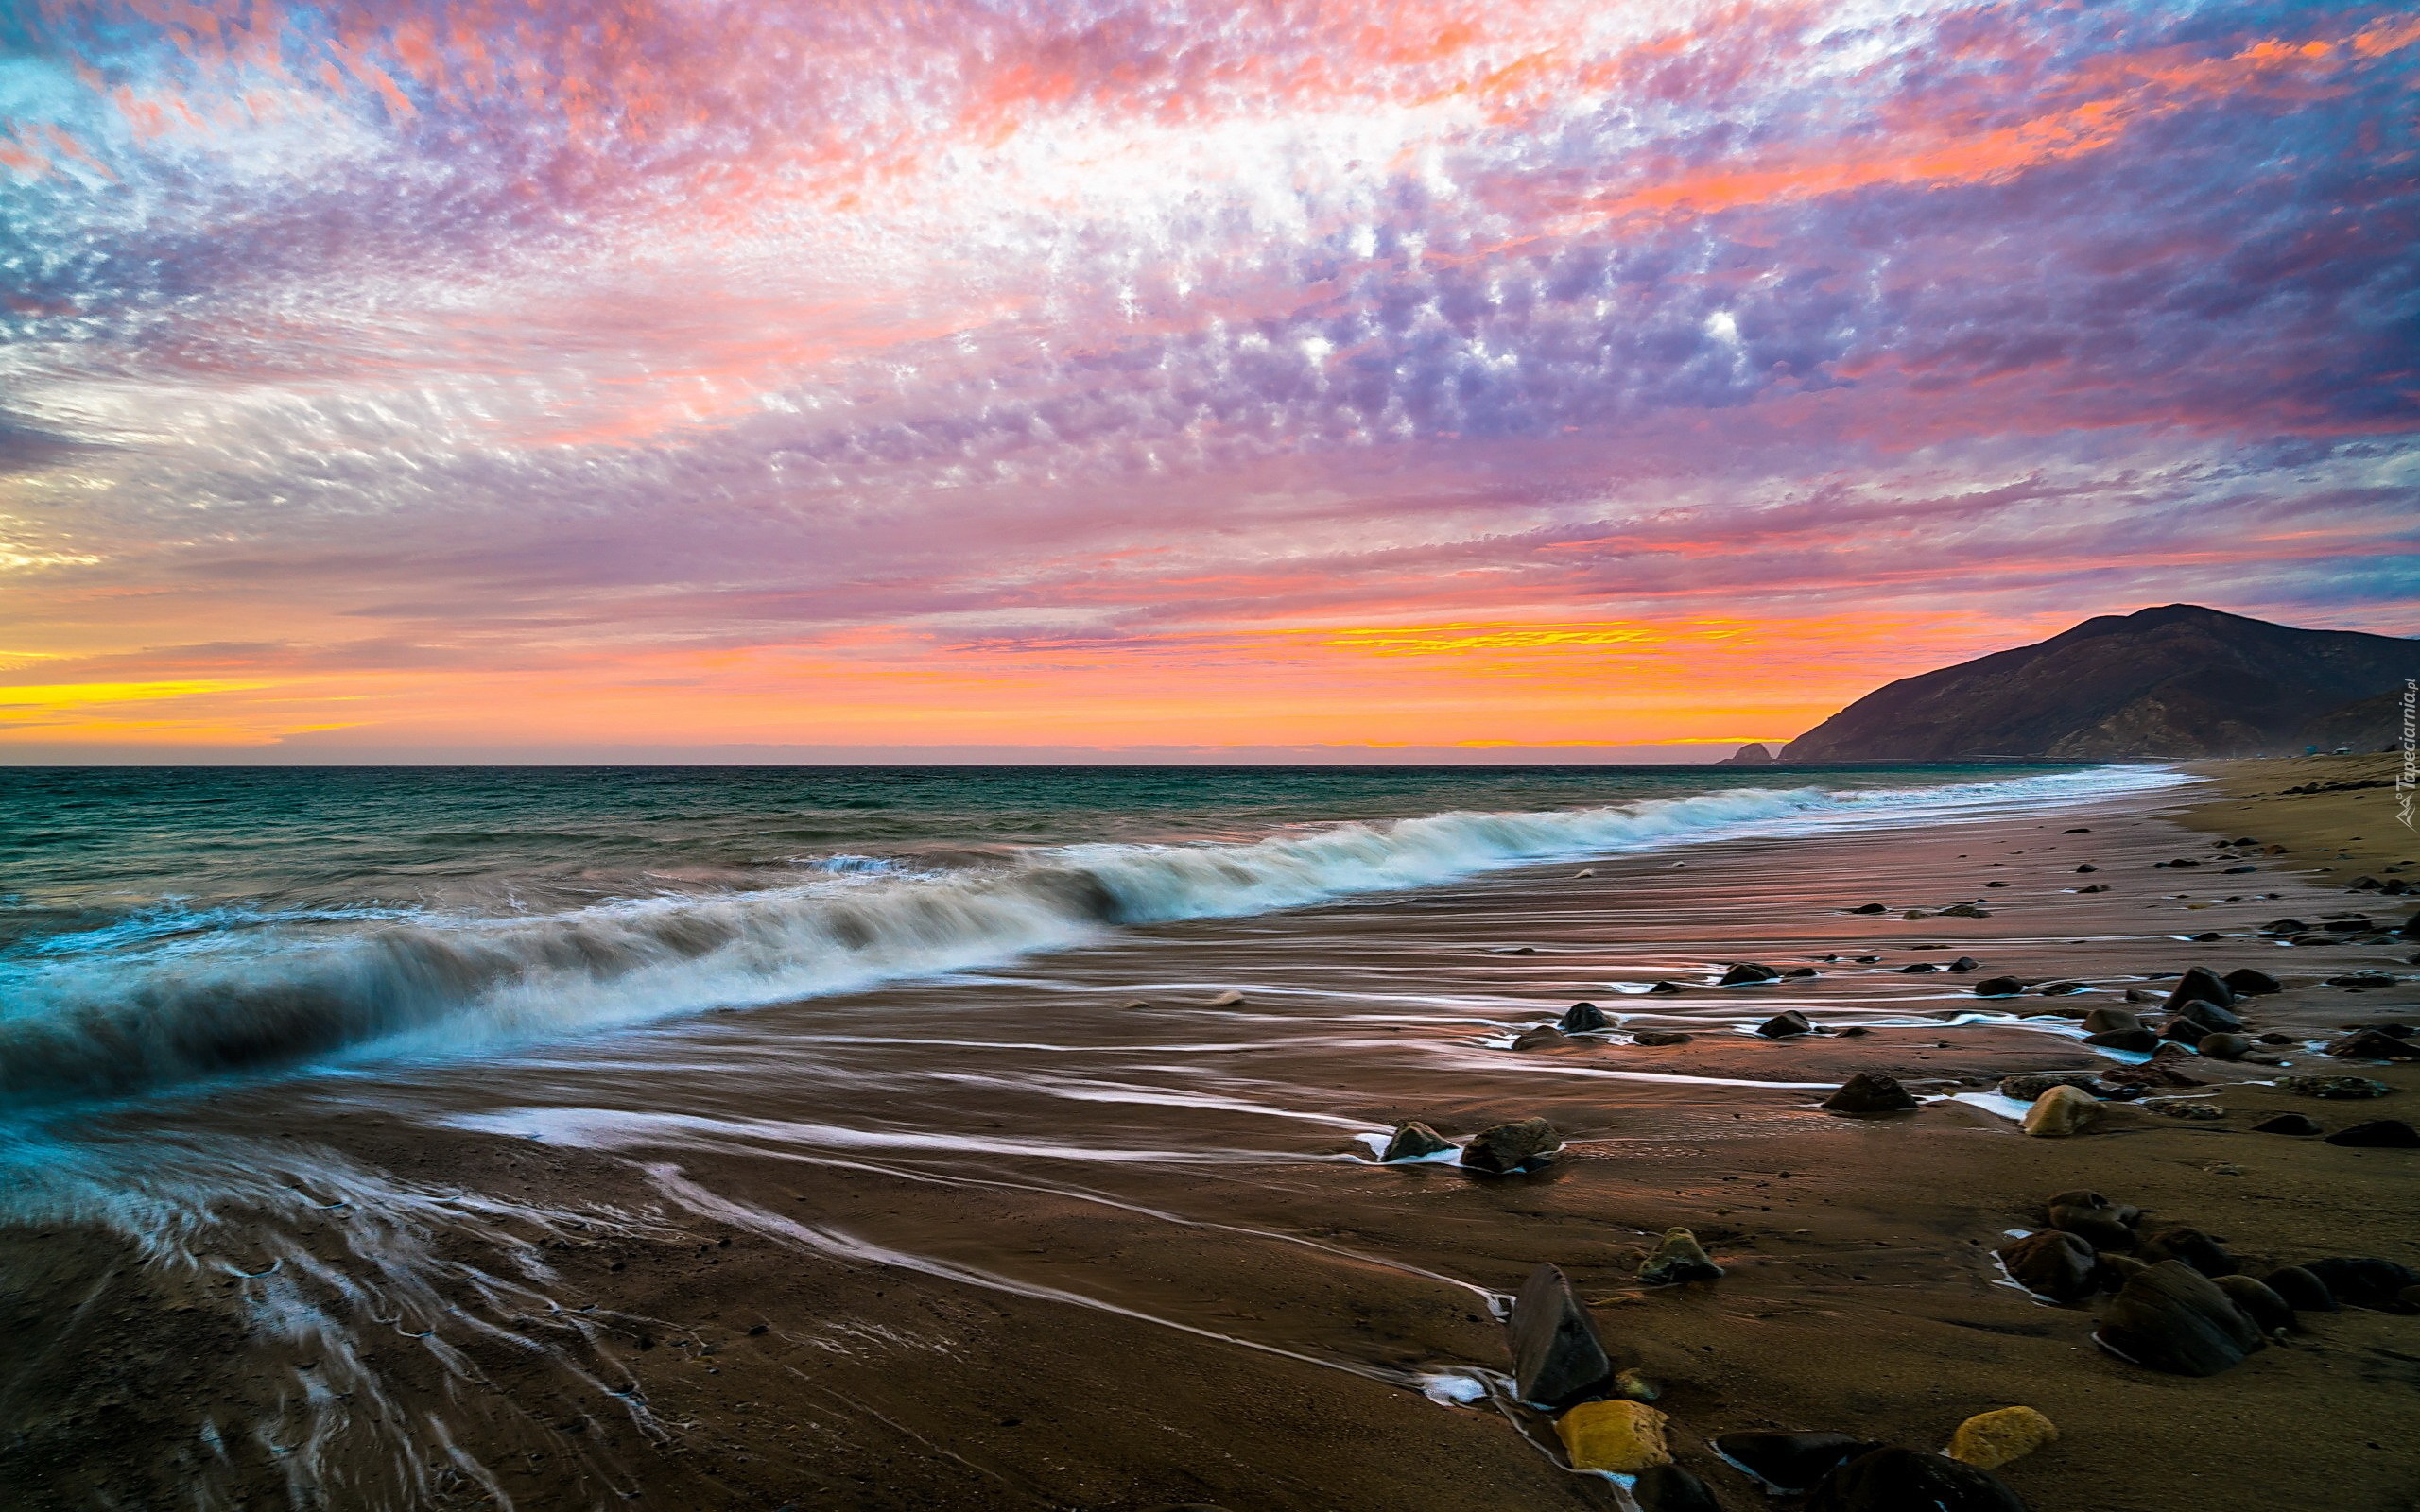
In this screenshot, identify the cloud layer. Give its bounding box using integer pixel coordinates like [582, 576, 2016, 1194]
[3, 0, 2414, 752]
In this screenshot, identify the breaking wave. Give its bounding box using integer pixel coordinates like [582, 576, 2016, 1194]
[0, 766, 2188, 1107]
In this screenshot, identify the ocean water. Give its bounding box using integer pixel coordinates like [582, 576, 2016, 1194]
[0, 763, 2187, 1110]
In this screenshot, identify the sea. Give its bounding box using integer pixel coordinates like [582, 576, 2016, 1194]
[0, 762, 2190, 1114]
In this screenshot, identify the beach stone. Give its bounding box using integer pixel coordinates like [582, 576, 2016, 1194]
[2278, 1074, 2393, 1099]
[1822, 1072, 1919, 1114]
[2170, 998, 2244, 1034]
[2252, 1112, 2323, 1136]
[2197, 1033, 2252, 1061]
[2075, 863, 2098, 872]
[1755, 1010, 1813, 1039]
[2221, 968, 2283, 996]
[2324, 1119, 2420, 1148]
[2047, 1205, 2136, 1253]
[1630, 1029, 1693, 1046]
[2081, 1007, 2141, 1034]
[2124, 988, 2160, 1003]
[1208, 990, 1246, 1006]
[2084, 1027, 2160, 1052]
[1999, 1072, 2104, 1102]
[1559, 1001, 1611, 1033]
[1380, 1122, 1454, 1161]
[2325, 1029, 2420, 1060]
[2096, 1260, 2263, 1375]
[2301, 1257, 2420, 1312]
[1973, 976, 2025, 998]
[1996, 1231, 2097, 1302]
[1950, 956, 1980, 971]
[1613, 1368, 1660, 1402]
[2044, 1188, 2139, 1223]
[1897, 962, 1940, 973]
[1639, 1227, 1724, 1286]
[2327, 970, 2398, 988]
[2078, 883, 2110, 892]
[2021, 1084, 2102, 1138]
[1720, 962, 1781, 986]
[1806, 1448, 2024, 1512]
[1712, 1432, 1872, 1493]
[2106, 1055, 2207, 1090]
[1940, 902, 1990, 919]
[2262, 1265, 2336, 1312]
[2215, 1275, 2294, 1336]
[2138, 1227, 2237, 1277]
[1507, 1263, 1614, 1405]
[1646, 980, 1685, 995]
[1782, 966, 1820, 978]
[1835, 1025, 1872, 1038]
[2038, 980, 2085, 996]
[2163, 967, 2236, 1011]
[1946, 1406, 2058, 1470]
[2098, 1253, 2150, 1290]
[1632, 1465, 1724, 1512]
[1461, 1117, 1561, 1174]
[1554, 1400, 1671, 1472]
[1846, 902, 1888, 914]
[1512, 1026, 1570, 1052]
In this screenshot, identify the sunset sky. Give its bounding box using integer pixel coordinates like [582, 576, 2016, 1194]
[3, 0, 2415, 761]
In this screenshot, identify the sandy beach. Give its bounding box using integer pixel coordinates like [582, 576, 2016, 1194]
[4, 762, 2416, 1512]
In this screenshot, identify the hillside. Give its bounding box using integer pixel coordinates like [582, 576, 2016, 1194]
[1779, 605, 2418, 761]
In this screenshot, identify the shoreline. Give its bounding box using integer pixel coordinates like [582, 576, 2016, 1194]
[3, 769, 2416, 1511]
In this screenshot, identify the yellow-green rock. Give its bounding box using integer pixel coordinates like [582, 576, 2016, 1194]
[1554, 1400, 1672, 1473]
[1947, 1405, 2058, 1469]
[2021, 1083, 2101, 1137]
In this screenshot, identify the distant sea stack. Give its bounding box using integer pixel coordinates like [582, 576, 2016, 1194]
[1717, 743, 1776, 765]
[1781, 605, 2420, 762]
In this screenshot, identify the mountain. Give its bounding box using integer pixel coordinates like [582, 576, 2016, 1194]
[1717, 742, 1775, 765]
[1779, 605, 2420, 762]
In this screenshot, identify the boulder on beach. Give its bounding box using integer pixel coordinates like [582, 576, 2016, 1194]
[1380, 1121, 1455, 1161]
[1507, 1263, 1615, 1406]
[2251, 1112, 2323, 1136]
[1711, 1432, 1872, 1493]
[1782, 966, 1820, 978]
[1554, 1400, 1671, 1472]
[2162, 967, 2236, 1012]
[1974, 976, 2025, 998]
[1511, 1026, 1570, 1052]
[1998, 1072, 2104, 1102]
[1996, 1230, 2098, 1302]
[2325, 1029, 2420, 1060]
[2137, 1226, 2237, 1277]
[1846, 902, 1889, 914]
[2084, 1027, 2160, 1052]
[2197, 1032, 2253, 1060]
[1950, 956, 1980, 971]
[1631, 1029, 1694, 1046]
[2169, 998, 2244, 1034]
[2214, 1274, 2294, 1336]
[2081, 1007, 2142, 1034]
[1632, 1465, 1724, 1512]
[2046, 1203, 2136, 1253]
[2299, 1257, 2419, 1312]
[1822, 1072, 1919, 1114]
[1946, 1406, 2059, 1471]
[2262, 1265, 2337, 1313]
[1720, 962, 1781, 986]
[1639, 1227, 1724, 1286]
[2324, 1118, 2420, 1147]
[1208, 990, 1246, 1007]
[1558, 1001, 1612, 1034]
[1756, 1010, 1814, 1039]
[2096, 1260, 2263, 1375]
[1646, 980, 1686, 995]
[2278, 1074, 2393, 1099]
[2022, 1084, 2102, 1137]
[1806, 1447, 2026, 1512]
[1460, 1117, 1562, 1174]
[2222, 967, 2283, 996]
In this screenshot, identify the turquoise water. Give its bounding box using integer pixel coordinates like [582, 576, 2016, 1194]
[0, 763, 2173, 1107]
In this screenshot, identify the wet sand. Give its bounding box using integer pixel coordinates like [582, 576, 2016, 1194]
[4, 773, 2417, 1511]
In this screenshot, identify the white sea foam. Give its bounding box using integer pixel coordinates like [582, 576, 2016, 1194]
[0, 765, 2192, 1106]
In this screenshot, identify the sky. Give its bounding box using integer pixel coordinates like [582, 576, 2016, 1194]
[2, 0, 2415, 762]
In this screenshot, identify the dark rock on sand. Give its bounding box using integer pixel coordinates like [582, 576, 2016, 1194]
[1806, 1447, 2025, 1512]
[2215, 1275, 2295, 1336]
[1460, 1117, 1561, 1174]
[2198, 1032, 2253, 1061]
[1647, 980, 1686, 995]
[1950, 956, 1980, 971]
[1822, 1072, 1919, 1114]
[2325, 1119, 2420, 1148]
[2047, 1205, 2137, 1254]
[2096, 1260, 2264, 1376]
[1782, 966, 1820, 978]
[1639, 1228, 1724, 1286]
[1380, 1122, 1455, 1161]
[1632, 1464, 1724, 1512]
[1507, 1263, 1614, 1406]
[1974, 976, 2025, 998]
[2251, 1112, 2323, 1136]
[2279, 1074, 2394, 1099]
[2084, 1027, 2160, 1052]
[1712, 1432, 1872, 1493]
[1756, 1010, 1813, 1039]
[1897, 962, 1940, 973]
[2222, 968, 2283, 996]
[1834, 1025, 1872, 1038]
[2075, 863, 2098, 872]
[1720, 963, 1781, 986]
[2081, 1007, 2142, 1034]
[1630, 1029, 1694, 1046]
[2170, 998, 2244, 1034]
[2097, 1253, 2150, 1290]
[2326, 970, 2398, 988]
[1846, 902, 1889, 914]
[1996, 1230, 2099, 1302]
[2325, 1029, 2420, 1060]
[2301, 1257, 2420, 1312]
[2137, 1227, 2237, 1277]
[2038, 980, 2084, 995]
[1558, 1001, 1612, 1033]
[1511, 1026, 1570, 1052]
[2262, 1266, 2337, 1313]
[2163, 967, 2237, 1011]
[2000, 1072, 2106, 1102]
